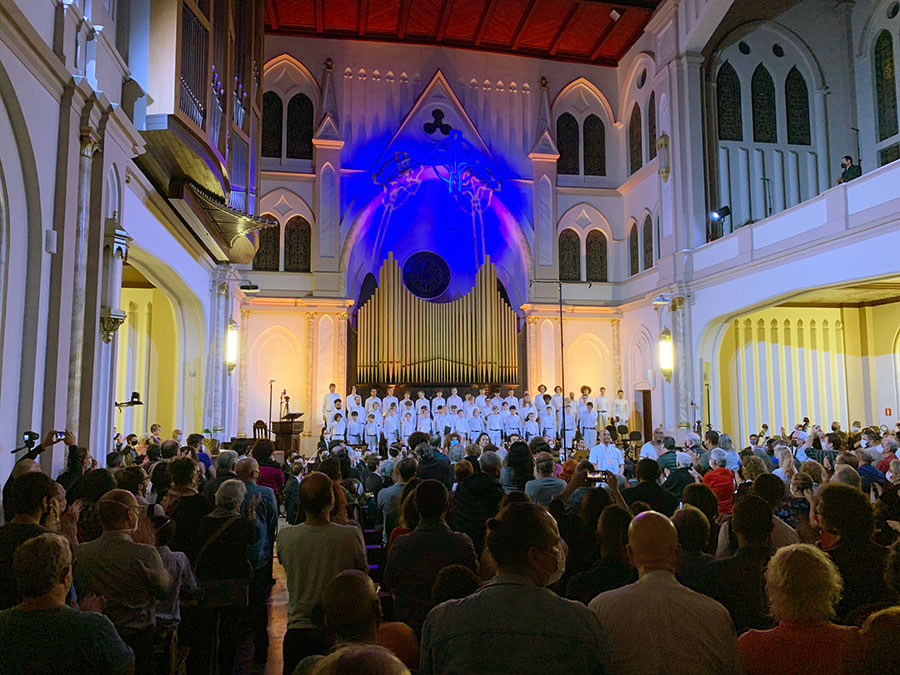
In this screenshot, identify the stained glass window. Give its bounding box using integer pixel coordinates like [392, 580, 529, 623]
[286, 93, 314, 160]
[556, 113, 579, 175]
[880, 143, 900, 166]
[284, 216, 311, 273]
[785, 67, 811, 145]
[648, 92, 657, 160]
[584, 115, 606, 176]
[558, 229, 581, 282]
[585, 230, 607, 282]
[642, 216, 653, 271]
[262, 92, 283, 158]
[751, 64, 777, 143]
[875, 30, 899, 142]
[717, 62, 743, 141]
[629, 103, 643, 174]
[253, 219, 280, 271]
[629, 225, 639, 276]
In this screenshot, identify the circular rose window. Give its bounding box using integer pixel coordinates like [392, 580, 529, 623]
[402, 252, 451, 299]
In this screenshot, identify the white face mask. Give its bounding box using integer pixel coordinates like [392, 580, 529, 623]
[860, 439, 868, 448]
[546, 543, 566, 586]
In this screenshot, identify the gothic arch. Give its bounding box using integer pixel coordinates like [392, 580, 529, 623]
[263, 53, 321, 102]
[557, 202, 615, 241]
[618, 52, 658, 123]
[259, 187, 316, 228]
[567, 333, 612, 393]
[630, 326, 654, 389]
[552, 77, 617, 127]
[105, 165, 121, 220]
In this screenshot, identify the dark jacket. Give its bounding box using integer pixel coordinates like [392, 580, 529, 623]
[662, 467, 695, 500]
[449, 473, 504, 553]
[202, 470, 239, 503]
[566, 557, 637, 606]
[699, 545, 773, 634]
[622, 481, 680, 516]
[828, 537, 891, 623]
[382, 519, 477, 633]
[416, 458, 454, 489]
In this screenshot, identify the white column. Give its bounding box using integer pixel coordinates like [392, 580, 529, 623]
[306, 311, 316, 433]
[237, 308, 250, 436]
[612, 319, 623, 394]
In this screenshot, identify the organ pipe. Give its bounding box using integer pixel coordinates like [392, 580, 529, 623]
[357, 252, 519, 384]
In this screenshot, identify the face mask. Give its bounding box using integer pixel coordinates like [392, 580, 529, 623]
[545, 543, 566, 586]
[852, 426, 860, 432]
[860, 439, 868, 448]
[450, 440, 459, 446]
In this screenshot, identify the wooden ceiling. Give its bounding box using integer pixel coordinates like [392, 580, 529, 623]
[265, 0, 661, 66]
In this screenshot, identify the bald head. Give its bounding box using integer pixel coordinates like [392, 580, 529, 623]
[235, 456, 259, 481]
[300, 471, 334, 517]
[11, 459, 40, 480]
[627, 511, 679, 575]
[323, 570, 380, 641]
[97, 489, 139, 530]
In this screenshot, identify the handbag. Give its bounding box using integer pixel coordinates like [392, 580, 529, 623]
[191, 516, 250, 608]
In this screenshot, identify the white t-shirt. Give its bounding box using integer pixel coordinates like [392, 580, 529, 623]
[589, 443, 624, 474]
[639, 442, 660, 460]
[276, 522, 367, 629]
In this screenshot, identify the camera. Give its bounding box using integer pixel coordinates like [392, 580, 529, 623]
[53, 431, 66, 443]
[22, 431, 39, 445]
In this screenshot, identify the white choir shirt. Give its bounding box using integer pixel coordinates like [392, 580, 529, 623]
[328, 408, 347, 426]
[468, 414, 485, 436]
[382, 395, 399, 415]
[431, 396, 446, 414]
[589, 443, 624, 473]
[579, 410, 599, 431]
[519, 401, 536, 421]
[415, 396, 431, 415]
[400, 418, 416, 439]
[417, 415, 435, 434]
[474, 394, 488, 411]
[612, 397, 629, 421]
[328, 420, 346, 441]
[551, 393, 564, 411]
[447, 394, 463, 411]
[321, 392, 341, 419]
[595, 395, 611, 414]
[504, 395, 519, 411]
[453, 416, 469, 437]
[364, 396, 382, 414]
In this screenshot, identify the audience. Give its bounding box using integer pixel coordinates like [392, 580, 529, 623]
[448, 450, 505, 553]
[383, 479, 477, 633]
[565, 504, 636, 605]
[662, 451, 696, 497]
[252, 439, 285, 496]
[737, 544, 856, 675]
[715, 473, 800, 558]
[682, 483, 721, 554]
[160, 456, 211, 561]
[621, 459, 679, 516]
[588, 511, 741, 674]
[524, 452, 566, 506]
[421, 502, 604, 674]
[0, 533, 134, 674]
[703, 448, 736, 515]
[672, 505, 713, 591]
[202, 449, 239, 502]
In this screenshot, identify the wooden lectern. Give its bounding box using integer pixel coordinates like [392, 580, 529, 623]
[271, 414, 304, 453]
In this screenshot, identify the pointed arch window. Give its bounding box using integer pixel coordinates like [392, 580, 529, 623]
[785, 67, 811, 145]
[262, 92, 283, 158]
[874, 30, 899, 142]
[629, 103, 643, 174]
[558, 229, 581, 282]
[286, 93, 314, 160]
[648, 92, 658, 160]
[253, 220, 280, 271]
[629, 225, 639, 276]
[585, 230, 608, 282]
[583, 114, 606, 176]
[284, 216, 311, 273]
[716, 62, 743, 141]
[642, 216, 653, 271]
[751, 64, 777, 143]
[556, 113, 579, 175]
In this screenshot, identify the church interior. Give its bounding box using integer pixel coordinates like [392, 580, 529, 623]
[1, 0, 900, 673]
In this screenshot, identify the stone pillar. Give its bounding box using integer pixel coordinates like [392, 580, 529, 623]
[237, 308, 250, 436]
[337, 312, 348, 395]
[529, 77, 561, 301]
[670, 53, 707, 252]
[671, 296, 692, 430]
[206, 269, 232, 440]
[66, 129, 101, 432]
[612, 318, 623, 393]
[305, 311, 316, 433]
[526, 316, 538, 394]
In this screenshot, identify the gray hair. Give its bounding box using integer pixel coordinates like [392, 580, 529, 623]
[832, 465, 861, 489]
[883, 436, 899, 452]
[718, 433, 734, 453]
[685, 432, 701, 447]
[377, 459, 396, 479]
[13, 533, 71, 598]
[217, 450, 238, 473]
[675, 451, 693, 468]
[480, 450, 502, 472]
[536, 458, 555, 476]
[215, 479, 247, 511]
[710, 448, 728, 468]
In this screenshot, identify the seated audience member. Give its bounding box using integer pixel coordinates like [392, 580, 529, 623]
[717, 473, 800, 559]
[252, 439, 285, 496]
[414, 443, 454, 490]
[566, 504, 637, 605]
[662, 451, 697, 498]
[161, 456, 211, 562]
[524, 451, 566, 506]
[876, 435, 899, 474]
[295, 570, 419, 674]
[431, 564, 482, 605]
[448, 450, 505, 553]
[202, 449, 239, 503]
[0, 533, 134, 674]
[309, 644, 410, 675]
[276, 472, 368, 675]
[816, 482, 893, 623]
[855, 606, 900, 675]
[622, 459, 680, 516]
[702, 449, 736, 515]
[588, 511, 741, 675]
[738, 544, 857, 675]
[672, 505, 714, 592]
[682, 483, 721, 554]
[700, 495, 774, 634]
[0, 472, 57, 609]
[420, 502, 605, 674]
[383, 480, 477, 633]
[74, 489, 170, 674]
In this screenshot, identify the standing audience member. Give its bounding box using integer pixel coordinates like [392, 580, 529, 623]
[252, 439, 286, 497]
[161, 456, 211, 562]
[151, 517, 196, 672]
[738, 544, 857, 675]
[662, 452, 697, 498]
[420, 502, 605, 674]
[672, 506, 714, 592]
[682, 483, 721, 554]
[0, 533, 134, 674]
[622, 459, 680, 516]
[702, 449, 736, 515]
[76, 468, 118, 543]
[449, 450, 505, 553]
[716, 474, 800, 558]
[566, 505, 637, 605]
[55, 439, 91, 501]
[524, 452, 567, 506]
[588, 511, 741, 675]
[73, 489, 169, 674]
[414, 443, 453, 490]
[202, 449, 239, 503]
[383, 479, 477, 633]
[276, 472, 367, 675]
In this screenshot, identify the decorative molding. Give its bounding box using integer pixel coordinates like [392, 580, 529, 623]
[612, 318, 622, 392]
[99, 307, 126, 343]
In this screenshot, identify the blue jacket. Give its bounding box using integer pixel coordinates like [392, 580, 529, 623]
[241, 480, 278, 569]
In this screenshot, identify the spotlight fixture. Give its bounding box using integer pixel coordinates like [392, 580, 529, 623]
[710, 205, 731, 221]
[651, 295, 672, 307]
[115, 391, 144, 409]
[240, 282, 260, 294]
[609, 9, 622, 21]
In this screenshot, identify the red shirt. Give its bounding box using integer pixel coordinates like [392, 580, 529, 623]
[703, 467, 736, 515]
[876, 452, 897, 475]
[738, 622, 858, 675]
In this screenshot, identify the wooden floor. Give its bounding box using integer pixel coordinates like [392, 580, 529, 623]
[262, 557, 289, 675]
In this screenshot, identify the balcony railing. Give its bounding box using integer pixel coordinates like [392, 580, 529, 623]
[179, 4, 209, 129]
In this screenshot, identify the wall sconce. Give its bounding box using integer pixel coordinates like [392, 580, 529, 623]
[658, 327, 673, 383]
[657, 133, 670, 183]
[226, 320, 239, 375]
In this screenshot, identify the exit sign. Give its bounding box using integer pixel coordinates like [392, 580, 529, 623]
[887, 408, 893, 417]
